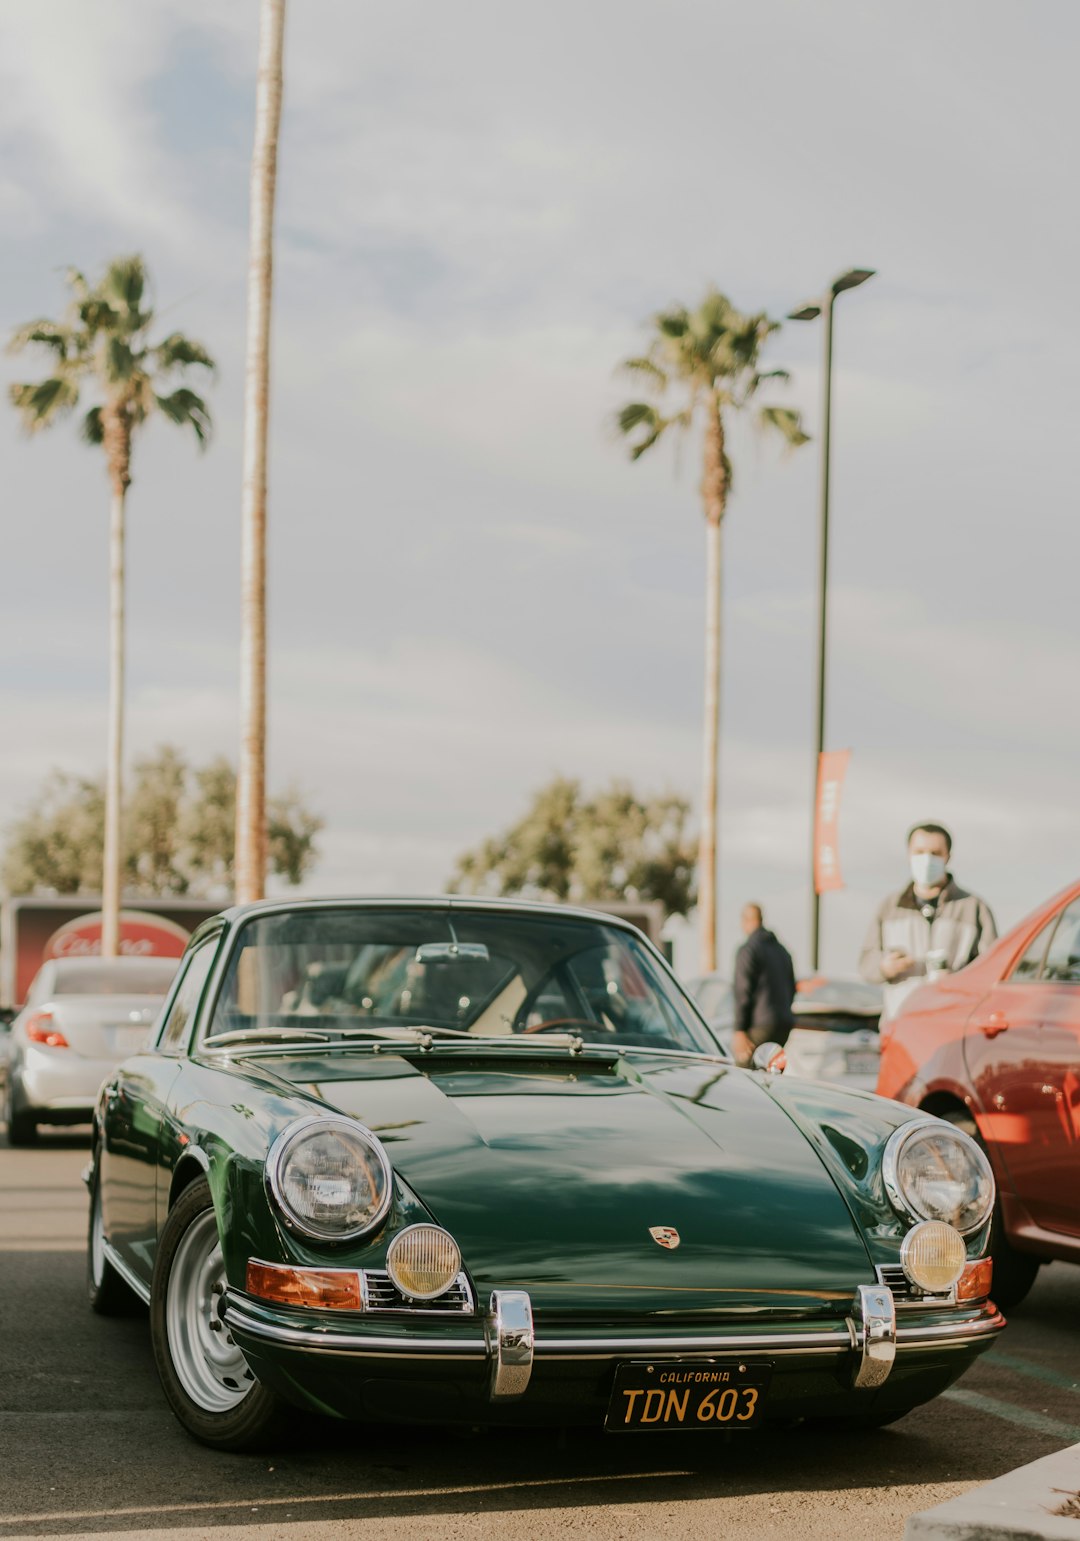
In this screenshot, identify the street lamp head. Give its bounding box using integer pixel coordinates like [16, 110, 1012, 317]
[787, 303, 822, 322]
[831, 267, 876, 295]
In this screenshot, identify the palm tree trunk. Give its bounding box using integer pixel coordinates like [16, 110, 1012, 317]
[698, 517, 721, 972]
[236, 0, 286, 903]
[698, 397, 728, 973]
[101, 482, 125, 958]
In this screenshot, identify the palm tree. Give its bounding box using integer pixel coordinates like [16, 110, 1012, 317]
[616, 287, 808, 971]
[9, 256, 214, 956]
[236, 0, 287, 904]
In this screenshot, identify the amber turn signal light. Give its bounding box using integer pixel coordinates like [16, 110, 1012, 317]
[956, 1257, 993, 1302]
[246, 1260, 363, 1310]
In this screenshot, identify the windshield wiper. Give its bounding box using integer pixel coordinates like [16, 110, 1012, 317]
[203, 1026, 336, 1047]
[202, 1023, 477, 1050]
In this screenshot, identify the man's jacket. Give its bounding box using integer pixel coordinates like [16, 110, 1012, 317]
[859, 878, 997, 1019]
[733, 927, 797, 1040]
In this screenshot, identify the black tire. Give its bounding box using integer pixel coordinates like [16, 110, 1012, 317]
[6, 1075, 38, 1146]
[939, 1108, 1041, 1310]
[87, 1164, 138, 1315]
[150, 1177, 284, 1451]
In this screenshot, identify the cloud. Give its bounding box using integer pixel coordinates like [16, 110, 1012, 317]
[1, 0, 1079, 984]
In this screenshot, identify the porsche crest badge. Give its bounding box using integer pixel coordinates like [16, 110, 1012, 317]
[649, 1226, 680, 1250]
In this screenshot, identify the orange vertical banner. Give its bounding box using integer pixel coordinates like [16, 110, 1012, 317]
[814, 749, 851, 895]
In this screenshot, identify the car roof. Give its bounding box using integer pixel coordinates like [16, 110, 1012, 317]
[210, 895, 645, 930]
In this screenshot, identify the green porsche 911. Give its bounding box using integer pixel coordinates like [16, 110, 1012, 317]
[86, 898, 1003, 1450]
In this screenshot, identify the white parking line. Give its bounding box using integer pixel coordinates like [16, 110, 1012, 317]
[943, 1387, 1080, 1442]
[0, 1469, 696, 1529]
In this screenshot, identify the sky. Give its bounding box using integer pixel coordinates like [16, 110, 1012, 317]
[0, 0, 1077, 977]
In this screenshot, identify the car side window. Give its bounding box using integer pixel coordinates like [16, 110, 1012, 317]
[1011, 916, 1058, 980]
[158, 941, 218, 1052]
[1041, 901, 1080, 984]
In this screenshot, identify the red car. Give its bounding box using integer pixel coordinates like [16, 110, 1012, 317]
[877, 880, 1080, 1306]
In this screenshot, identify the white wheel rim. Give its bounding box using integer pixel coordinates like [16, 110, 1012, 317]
[165, 1210, 252, 1412]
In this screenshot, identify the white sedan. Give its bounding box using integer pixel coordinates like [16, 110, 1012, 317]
[4, 955, 179, 1144]
[686, 972, 882, 1090]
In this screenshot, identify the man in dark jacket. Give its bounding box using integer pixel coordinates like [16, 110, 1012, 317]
[731, 904, 797, 1067]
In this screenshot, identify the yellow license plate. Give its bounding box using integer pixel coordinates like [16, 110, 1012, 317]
[606, 1360, 771, 1431]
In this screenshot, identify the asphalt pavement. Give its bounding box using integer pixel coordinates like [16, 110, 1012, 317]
[3, 1127, 1079, 1541]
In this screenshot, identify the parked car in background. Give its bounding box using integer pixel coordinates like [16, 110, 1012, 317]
[88, 898, 1001, 1450]
[877, 879, 1080, 1307]
[687, 972, 882, 1090]
[0, 1007, 14, 1092]
[684, 972, 735, 1036]
[785, 977, 884, 1091]
[5, 955, 179, 1144]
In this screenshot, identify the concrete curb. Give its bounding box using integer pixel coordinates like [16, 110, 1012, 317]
[906, 1442, 1080, 1539]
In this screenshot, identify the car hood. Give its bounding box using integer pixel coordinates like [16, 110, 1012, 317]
[248, 1046, 875, 1317]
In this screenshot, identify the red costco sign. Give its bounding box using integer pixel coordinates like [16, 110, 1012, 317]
[43, 909, 192, 963]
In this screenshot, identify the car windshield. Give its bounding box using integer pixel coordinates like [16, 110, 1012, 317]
[52, 958, 180, 996]
[205, 906, 717, 1055]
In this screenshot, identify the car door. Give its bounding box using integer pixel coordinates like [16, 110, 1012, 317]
[1025, 900, 1080, 1236]
[962, 910, 1059, 1218]
[102, 936, 219, 1281]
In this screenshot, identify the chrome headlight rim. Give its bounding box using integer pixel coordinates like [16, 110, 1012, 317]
[266, 1114, 393, 1243]
[882, 1116, 994, 1238]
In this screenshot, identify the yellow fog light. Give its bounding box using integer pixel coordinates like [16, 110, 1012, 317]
[900, 1219, 967, 1293]
[386, 1224, 462, 1300]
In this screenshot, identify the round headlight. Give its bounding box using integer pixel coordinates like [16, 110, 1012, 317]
[883, 1118, 994, 1236]
[386, 1224, 462, 1300]
[267, 1116, 392, 1242]
[901, 1219, 968, 1293]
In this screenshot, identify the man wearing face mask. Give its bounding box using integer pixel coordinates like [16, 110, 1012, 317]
[859, 822, 997, 1020]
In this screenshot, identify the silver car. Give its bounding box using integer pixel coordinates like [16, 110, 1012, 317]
[686, 972, 883, 1091]
[4, 956, 179, 1144]
[783, 977, 883, 1091]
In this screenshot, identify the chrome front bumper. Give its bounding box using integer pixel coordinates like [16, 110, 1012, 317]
[224, 1284, 1004, 1405]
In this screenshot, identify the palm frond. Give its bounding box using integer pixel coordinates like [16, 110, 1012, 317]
[81, 405, 104, 445]
[616, 401, 655, 434]
[103, 335, 137, 384]
[655, 305, 690, 340]
[615, 401, 688, 461]
[629, 424, 667, 461]
[758, 404, 810, 448]
[154, 387, 212, 446]
[152, 331, 215, 375]
[10, 376, 80, 430]
[100, 255, 150, 326]
[65, 267, 91, 302]
[618, 355, 668, 391]
[7, 320, 75, 360]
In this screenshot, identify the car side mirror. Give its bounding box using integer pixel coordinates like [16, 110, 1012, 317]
[752, 1041, 786, 1073]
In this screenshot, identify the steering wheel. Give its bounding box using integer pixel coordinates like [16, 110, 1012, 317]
[521, 1017, 598, 1035]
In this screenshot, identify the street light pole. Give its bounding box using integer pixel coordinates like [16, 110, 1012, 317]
[811, 289, 835, 973]
[789, 268, 875, 972]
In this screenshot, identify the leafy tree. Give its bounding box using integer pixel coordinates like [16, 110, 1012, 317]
[8, 256, 214, 953]
[616, 287, 808, 969]
[126, 746, 189, 895]
[449, 777, 697, 916]
[1, 774, 106, 896]
[1, 748, 322, 899]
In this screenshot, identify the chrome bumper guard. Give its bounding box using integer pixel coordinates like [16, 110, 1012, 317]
[851, 1283, 896, 1388]
[224, 1283, 1003, 1405]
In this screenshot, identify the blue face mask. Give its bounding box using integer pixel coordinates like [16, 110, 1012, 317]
[910, 852, 947, 887]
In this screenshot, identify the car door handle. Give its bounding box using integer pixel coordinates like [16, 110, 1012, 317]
[979, 1013, 1010, 1038]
